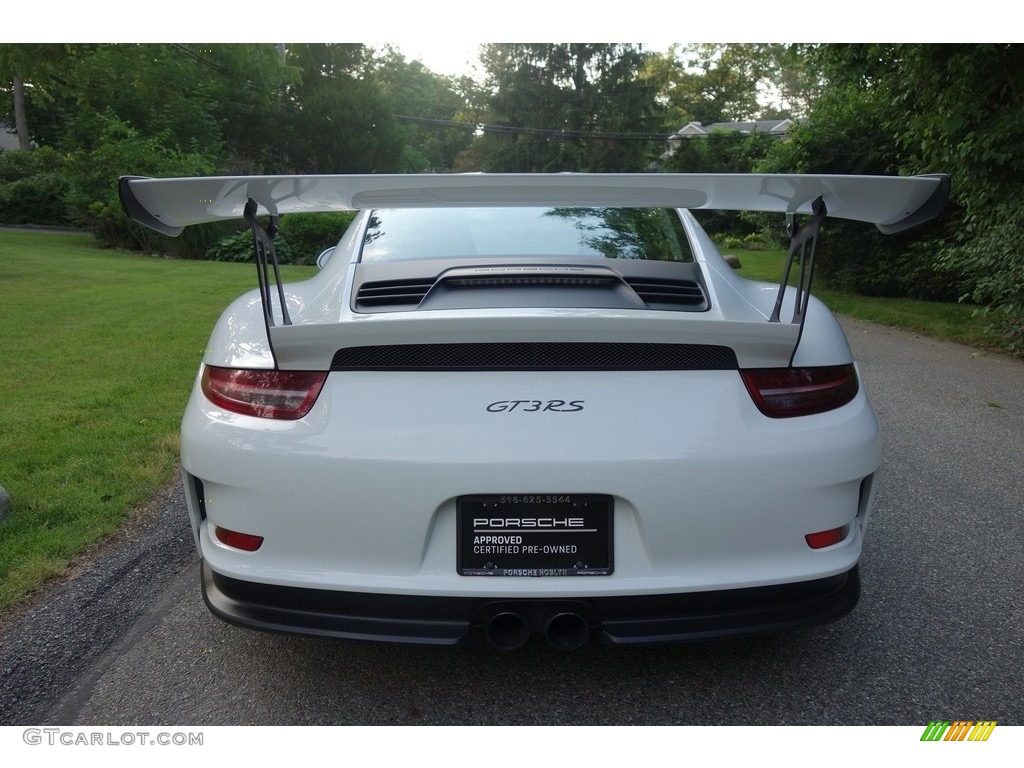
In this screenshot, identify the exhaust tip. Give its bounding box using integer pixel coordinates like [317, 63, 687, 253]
[544, 612, 590, 651]
[486, 612, 530, 650]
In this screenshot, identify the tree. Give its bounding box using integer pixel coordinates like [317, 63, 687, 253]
[368, 48, 475, 172]
[0, 44, 298, 251]
[466, 44, 664, 172]
[648, 44, 811, 129]
[1, 43, 294, 166]
[53, 44, 226, 155]
[183, 43, 298, 173]
[0, 44, 77, 150]
[282, 44, 404, 173]
[769, 45, 821, 120]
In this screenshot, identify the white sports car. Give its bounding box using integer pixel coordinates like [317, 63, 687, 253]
[120, 173, 948, 649]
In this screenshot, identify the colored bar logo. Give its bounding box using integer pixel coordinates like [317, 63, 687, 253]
[921, 721, 997, 741]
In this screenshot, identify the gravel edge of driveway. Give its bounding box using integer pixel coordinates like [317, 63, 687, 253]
[0, 479, 195, 725]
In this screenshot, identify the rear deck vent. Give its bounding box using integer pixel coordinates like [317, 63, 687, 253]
[624, 277, 706, 309]
[355, 279, 434, 309]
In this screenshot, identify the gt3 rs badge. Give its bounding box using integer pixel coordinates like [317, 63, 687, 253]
[486, 400, 585, 413]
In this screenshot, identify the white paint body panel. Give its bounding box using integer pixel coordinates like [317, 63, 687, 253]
[184, 366, 877, 597]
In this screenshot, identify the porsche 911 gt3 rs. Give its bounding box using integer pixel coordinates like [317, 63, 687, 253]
[120, 172, 949, 649]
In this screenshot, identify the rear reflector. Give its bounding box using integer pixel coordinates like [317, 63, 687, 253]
[740, 364, 859, 418]
[214, 526, 264, 551]
[805, 525, 850, 549]
[201, 366, 326, 419]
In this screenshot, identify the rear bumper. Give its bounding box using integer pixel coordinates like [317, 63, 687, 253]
[202, 560, 860, 647]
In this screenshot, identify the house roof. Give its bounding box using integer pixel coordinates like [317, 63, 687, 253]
[705, 119, 793, 134]
[668, 119, 794, 140]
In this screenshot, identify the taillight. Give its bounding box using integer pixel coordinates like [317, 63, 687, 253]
[214, 526, 264, 551]
[805, 525, 850, 549]
[740, 364, 859, 418]
[201, 366, 326, 419]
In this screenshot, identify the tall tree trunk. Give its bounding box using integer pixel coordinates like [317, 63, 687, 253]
[13, 74, 31, 151]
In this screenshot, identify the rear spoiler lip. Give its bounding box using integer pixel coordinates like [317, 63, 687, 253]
[118, 176, 183, 237]
[118, 172, 950, 236]
[875, 173, 951, 234]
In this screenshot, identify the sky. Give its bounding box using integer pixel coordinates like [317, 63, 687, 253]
[398, 42, 684, 80]
[399, 43, 486, 80]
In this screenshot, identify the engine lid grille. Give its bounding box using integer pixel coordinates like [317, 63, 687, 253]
[355, 278, 434, 309]
[352, 260, 710, 313]
[623, 277, 706, 309]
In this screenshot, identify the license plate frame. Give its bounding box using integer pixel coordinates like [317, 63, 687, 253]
[457, 494, 613, 576]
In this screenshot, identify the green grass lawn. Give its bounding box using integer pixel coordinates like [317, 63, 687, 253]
[0, 234, 1013, 613]
[0, 231, 313, 610]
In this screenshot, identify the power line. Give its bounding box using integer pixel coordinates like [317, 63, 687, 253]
[393, 114, 670, 142]
[169, 43, 232, 77]
[169, 43, 265, 92]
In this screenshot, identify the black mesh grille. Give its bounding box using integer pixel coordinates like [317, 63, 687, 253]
[330, 342, 738, 371]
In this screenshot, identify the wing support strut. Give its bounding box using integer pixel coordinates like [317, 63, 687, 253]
[769, 196, 827, 365]
[244, 198, 291, 368]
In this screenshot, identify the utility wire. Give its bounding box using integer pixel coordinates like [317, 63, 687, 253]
[393, 114, 670, 142]
[169, 43, 264, 91]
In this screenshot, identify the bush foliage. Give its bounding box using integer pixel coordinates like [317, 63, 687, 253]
[206, 228, 294, 264]
[0, 147, 70, 225]
[277, 212, 355, 262]
[939, 201, 1024, 354]
[63, 115, 221, 256]
[204, 213, 354, 265]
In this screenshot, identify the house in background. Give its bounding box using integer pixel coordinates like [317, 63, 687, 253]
[664, 119, 794, 158]
[0, 122, 22, 151]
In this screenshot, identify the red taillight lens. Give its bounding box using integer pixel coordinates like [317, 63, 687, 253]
[214, 526, 264, 551]
[805, 525, 850, 549]
[740, 364, 859, 418]
[201, 366, 326, 419]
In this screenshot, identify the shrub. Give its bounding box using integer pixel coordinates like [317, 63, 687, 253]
[742, 232, 771, 251]
[802, 218, 958, 302]
[715, 235, 745, 251]
[0, 146, 63, 182]
[277, 212, 355, 264]
[939, 201, 1024, 355]
[64, 115, 219, 254]
[206, 228, 295, 264]
[0, 147, 71, 226]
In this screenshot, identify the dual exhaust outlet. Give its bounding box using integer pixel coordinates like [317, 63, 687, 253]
[485, 608, 592, 651]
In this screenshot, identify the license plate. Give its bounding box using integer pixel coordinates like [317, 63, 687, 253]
[457, 494, 613, 576]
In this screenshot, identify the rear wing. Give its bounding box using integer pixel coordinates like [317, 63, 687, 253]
[119, 173, 949, 368]
[120, 172, 948, 236]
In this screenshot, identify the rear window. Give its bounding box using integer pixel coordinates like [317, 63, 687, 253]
[359, 207, 694, 263]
